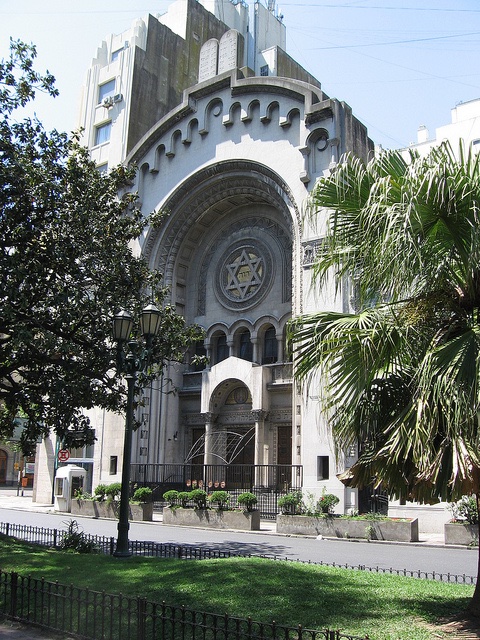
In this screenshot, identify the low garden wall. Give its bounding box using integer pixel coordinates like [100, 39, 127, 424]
[444, 522, 478, 546]
[277, 514, 419, 542]
[163, 507, 260, 531]
[70, 500, 153, 521]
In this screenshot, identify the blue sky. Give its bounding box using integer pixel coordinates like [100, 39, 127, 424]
[1, 0, 479, 149]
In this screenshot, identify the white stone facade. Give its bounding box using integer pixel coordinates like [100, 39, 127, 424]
[35, 0, 374, 516]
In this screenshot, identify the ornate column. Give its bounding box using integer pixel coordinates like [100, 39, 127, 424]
[252, 409, 269, 487]
[201, 412, 217, 465]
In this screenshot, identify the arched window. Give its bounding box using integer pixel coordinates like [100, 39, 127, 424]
[263, 326, 278, 364]
[215, 333, 229, 364]
[239, 329, 253, 362]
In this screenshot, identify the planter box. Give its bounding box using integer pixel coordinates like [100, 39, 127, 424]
[445, 522, 479, 546]
[277, 514, 419, 542]
[70, 500, 153, 521]
[163, 507, 260, 531]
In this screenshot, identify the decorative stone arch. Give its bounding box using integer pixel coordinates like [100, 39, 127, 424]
[210, 378, 253, 414]
[151, 144, 166, 174]
[254, 315, 280, 336]
[207, 323, 230, 365]
[167, 129, 183, 157]
[280, 107, 301, 129]
[142, 160, 301, 314]
[203, 378, 255, 465]
[231, 321, 255, 361]
[199, 97, 223, 135]
[222, 101, 242, 127]
[137, 162, 150, 205]
[242, 99, 261, 123]
[260, 100, 280, 124]
[183, 118, 199, 145]
[306, 127, 330, 175]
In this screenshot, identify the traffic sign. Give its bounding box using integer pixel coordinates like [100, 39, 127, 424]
[58, 449, 70, 462]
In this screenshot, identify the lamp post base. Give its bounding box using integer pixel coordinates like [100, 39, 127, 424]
[114, 519, 132, 558]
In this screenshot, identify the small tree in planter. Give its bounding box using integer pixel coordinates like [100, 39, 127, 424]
[132, 487, 152, 503]
[237, 492, 258, 512]
[278, 491, 303, 515]
[317, 492, 340, 515]
[208, 490, 230, 510]
[178, 491, 190, 508]
[105, 483, 122, 502]
[190, 489, 208, 509]
[93, 484, 108, 502]
[450, 496, 479, 524]
[163, 490, 179, 508]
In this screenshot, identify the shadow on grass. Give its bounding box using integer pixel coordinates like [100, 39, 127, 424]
[0, 537, 474, 639]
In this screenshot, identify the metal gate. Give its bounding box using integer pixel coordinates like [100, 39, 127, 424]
[130, 463, 303, 520]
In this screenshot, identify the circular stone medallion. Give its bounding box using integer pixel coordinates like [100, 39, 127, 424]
[215, 239, 273, 310]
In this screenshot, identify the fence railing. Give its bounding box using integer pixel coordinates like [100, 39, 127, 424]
[130, 463, 303, 519]
[0, 521, 476, 585]
[0, 570, 369, 640]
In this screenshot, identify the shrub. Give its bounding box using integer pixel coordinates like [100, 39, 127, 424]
[237, 492, 258, 512]
[105, 483, 122, 501]
[208, 490, 230, 510]
[190, 489, 208, 509]
[316, 493, 339, 515]
[163, 490, 179, 507]
[73, 488, 92, 500]
[59, 520, 97, 554]
[450, 495, 479, 524]
[278, 491, 303, 515]
[132, 487, 152, 503]
[177, 491, 190, 508]
[93, 484, 108, 502]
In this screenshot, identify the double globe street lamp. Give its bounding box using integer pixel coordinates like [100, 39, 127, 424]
[112, 304, 162, 558]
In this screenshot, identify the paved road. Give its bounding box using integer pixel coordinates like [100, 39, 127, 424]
[0, 500, 477, 581]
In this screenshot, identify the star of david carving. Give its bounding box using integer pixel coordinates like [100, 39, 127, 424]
[225, 249, 264, 299]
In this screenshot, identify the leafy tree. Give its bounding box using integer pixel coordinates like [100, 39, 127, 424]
[289, 141, 480, 614]
[0, 40, 203, 455]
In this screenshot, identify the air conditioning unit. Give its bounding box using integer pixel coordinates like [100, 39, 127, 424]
[113, 93, 123, 104]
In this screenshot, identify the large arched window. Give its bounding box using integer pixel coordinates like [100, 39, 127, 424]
[263, 326, 278, 364]
[238, 329, 253, 362]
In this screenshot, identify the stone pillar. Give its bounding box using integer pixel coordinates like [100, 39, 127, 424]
[276, 334, 283, 363]
[252, 410, 269, 487]
[252, 336, 260, 364]
[202, 412, 217, 466]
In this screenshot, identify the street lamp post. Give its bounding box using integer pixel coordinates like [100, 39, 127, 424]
[112, 304, 162, 558]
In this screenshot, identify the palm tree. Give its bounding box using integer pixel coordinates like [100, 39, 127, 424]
[289, 141, 480, 614]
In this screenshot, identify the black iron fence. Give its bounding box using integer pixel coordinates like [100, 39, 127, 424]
[130, 463, 303, 520]
[0, 570, 368, 640]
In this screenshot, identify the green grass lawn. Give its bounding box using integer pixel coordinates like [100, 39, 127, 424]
[0, 536, 474, 639]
